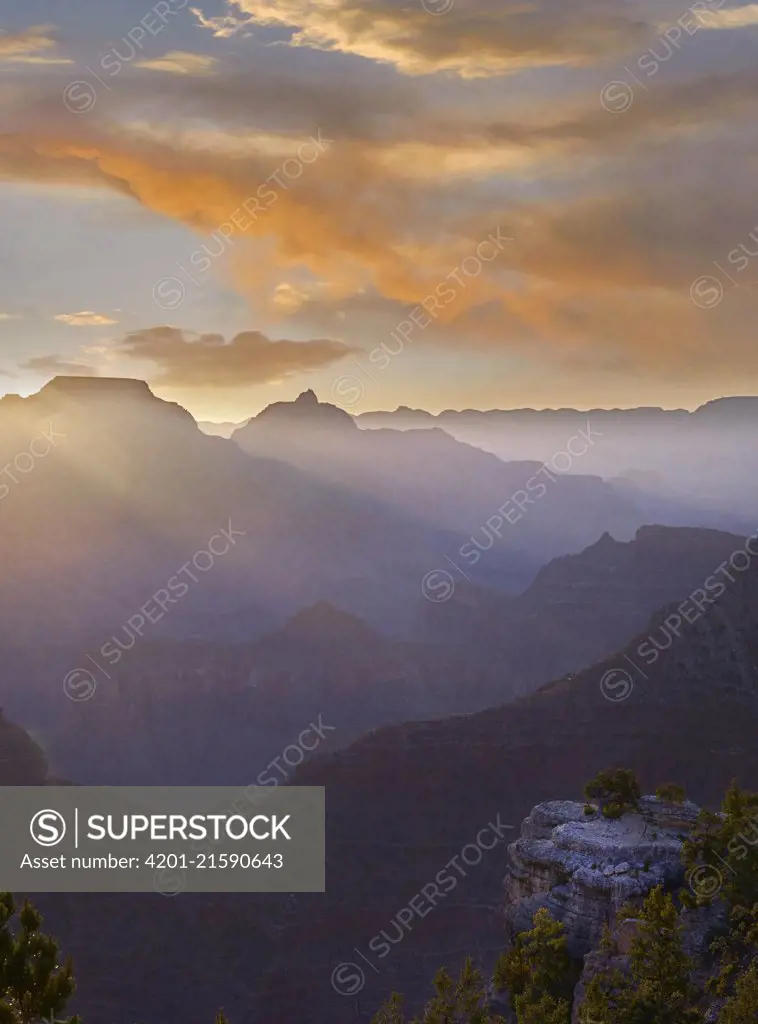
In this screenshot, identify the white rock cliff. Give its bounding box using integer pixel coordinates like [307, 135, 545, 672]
[503, 795, 700, 957]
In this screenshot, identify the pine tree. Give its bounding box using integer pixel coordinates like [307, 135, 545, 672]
[371, 992, 405, 1024]
[718, 962, 758, 1023]
[512, 993, 570, 1024]
[682, 780, 758, 911]
[577, 886, 700, 1024]
[371, 957, 505, 1023]
[494, 908, 575, 1024]
[0, 892, 79, 1024]
[578, 970, 619, 1024]
[627, 886, 700, 1022]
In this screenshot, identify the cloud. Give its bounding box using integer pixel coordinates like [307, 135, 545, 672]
[21, 355, 99, 377]
[134, 51, 219, 75]
[0, 313, 21, 321]
[3, 66, 757, 370]
[272, 282, 318, 312]
[699, 3, 758, 29]
[5, 10, 758, 390]
[190, 6, 254, 37]
[2, 66, 756, 282]
[0, 127, 443, 309]
[54, 312, 119, 327]
[115, 326, 358, 387]
[0, 24, 71, 65]
[192, 0, 652, 77]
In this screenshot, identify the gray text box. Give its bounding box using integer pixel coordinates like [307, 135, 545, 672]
[0, 787, 324, 893]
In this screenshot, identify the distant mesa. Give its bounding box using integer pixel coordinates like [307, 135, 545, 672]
[18, 375, 198, 430]
[40, 376, 153, 397]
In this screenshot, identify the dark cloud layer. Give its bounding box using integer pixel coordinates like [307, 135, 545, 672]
[115, 326, 357, 387]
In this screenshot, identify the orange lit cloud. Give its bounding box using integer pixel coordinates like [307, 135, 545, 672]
[192, 0, 651, 77]
[3, 39, 758, 387]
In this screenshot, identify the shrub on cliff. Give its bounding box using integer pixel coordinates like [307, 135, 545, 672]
[584, 769, 641, 818]
[656, 783, 687, 804]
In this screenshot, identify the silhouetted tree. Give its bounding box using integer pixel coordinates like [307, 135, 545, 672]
[372, 958, 504, 1023]
[0, 892, 79, 1024]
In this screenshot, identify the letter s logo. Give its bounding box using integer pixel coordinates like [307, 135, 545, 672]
[30, 809, 66, 847]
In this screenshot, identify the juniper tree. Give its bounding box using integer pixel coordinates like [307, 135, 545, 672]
[584, 769, 641, 819]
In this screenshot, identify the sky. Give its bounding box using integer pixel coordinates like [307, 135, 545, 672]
[1, 0, 758, 420]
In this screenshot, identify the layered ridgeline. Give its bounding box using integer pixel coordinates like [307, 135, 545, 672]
[0, 376, 466, 644]
[7, 521, 758, 1022]
[1, 525, 748, 786]
[0, 379, 746, 650]
[0, 377, 695, 650]
[4, 380, 758, 1022]
[234, 392, 753, 588]
[354, 397, 758, 520]
[250, 533, 758, 1022]
[233, 389, 641, 592]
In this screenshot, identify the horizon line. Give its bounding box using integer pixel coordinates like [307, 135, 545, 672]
[4, 375, 758, 421]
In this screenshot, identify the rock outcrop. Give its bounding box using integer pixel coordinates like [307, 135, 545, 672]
[503, 796, 700, 958]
